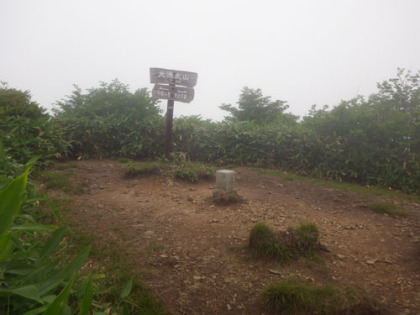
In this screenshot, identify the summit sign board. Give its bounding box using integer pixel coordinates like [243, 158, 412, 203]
[149, 67, 198, 158]
[150, 68, 198, 87]
[152, 84, 194, 103]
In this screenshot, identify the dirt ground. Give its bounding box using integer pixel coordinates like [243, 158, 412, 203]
[52, 160, 419, 314]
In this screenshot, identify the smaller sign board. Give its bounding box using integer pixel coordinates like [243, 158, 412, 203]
[152, 84, 195, 103]
[150, 68, 198, 87]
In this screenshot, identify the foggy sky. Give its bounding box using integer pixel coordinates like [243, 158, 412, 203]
[1, 0, 419, 120]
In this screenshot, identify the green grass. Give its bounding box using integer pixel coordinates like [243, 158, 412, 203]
[52, 198, 168, 315]
[118, 157, 133, 164]
[55, 162, 78, 170]
[253, 168, 420, 202]
[122, 161, 163, 177]
[367, 201, 407, 216]
[262, 278, 382, 314]
[40, 172, 84, 194]
[249, 223, 320, 261]
[212, 189, 242, 205]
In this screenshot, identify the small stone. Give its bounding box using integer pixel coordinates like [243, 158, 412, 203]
[193, 276, 202, 281]
[337, 254, 345, 259]
[366, 259, 377, 265]
[320, 243, 333, 252]
[269, 269, 282, 275]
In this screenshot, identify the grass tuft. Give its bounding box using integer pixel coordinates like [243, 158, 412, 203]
[212, 189, 242, 205]
[367, 201, 406, 216]
[262, 277, 382, 314]
[249, 223, 320, 261]
[122, 161, 162, 177]
[55, 162, 78, 170]
[118, 157, 133, 164]
[40, 172, 84, 194]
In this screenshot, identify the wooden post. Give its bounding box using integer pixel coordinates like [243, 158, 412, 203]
[164, 83, 175, 159]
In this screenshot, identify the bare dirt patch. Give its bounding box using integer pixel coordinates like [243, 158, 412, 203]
[50, 160, 420, 314]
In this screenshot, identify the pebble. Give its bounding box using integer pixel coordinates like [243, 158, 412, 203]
[269, 269, 282, 275]
[320, 243, 333, 252]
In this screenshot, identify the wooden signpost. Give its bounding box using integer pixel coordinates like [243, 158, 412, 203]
[149, 67, 198, 158]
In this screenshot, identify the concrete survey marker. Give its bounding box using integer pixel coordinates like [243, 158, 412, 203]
[215, 170, 236, 192]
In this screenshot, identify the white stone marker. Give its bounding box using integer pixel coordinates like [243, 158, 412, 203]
[215, 170, 236, 192]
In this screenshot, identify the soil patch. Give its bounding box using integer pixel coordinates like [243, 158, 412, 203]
[50, 160, 420, 314]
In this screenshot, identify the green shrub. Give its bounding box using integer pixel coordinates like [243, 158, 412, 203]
[262, 278, 382, 314]
[172, 162, 214, 183]
[0, 83, 70, 166]
[54, 80, 164, 159]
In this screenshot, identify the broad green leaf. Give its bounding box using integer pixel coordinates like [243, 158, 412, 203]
[0, 170, 28, 236]
[25, 156, 39, 172]
[40, 226, 67, 260]
[120, 277, 133, 299]
[0, 233, 14, 260]
[38, 246, 90, 295]
[22, 305, 48, 315]
[43, 278, 74, 315]
[11, 285, 43, 304]
[79, 276, 93, 315]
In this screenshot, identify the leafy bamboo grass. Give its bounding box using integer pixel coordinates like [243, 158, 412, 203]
[0, 169, 91, 314]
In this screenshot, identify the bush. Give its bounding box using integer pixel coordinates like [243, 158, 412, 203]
[0, 83, 70, 166]
[54, 80, 164, 159]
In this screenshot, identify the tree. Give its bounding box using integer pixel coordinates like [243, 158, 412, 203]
[220, 87, 297, 125]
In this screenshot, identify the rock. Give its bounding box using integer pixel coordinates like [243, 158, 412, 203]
[320, 243, 333, 252]
[366, 259, 377, 265]
[269, 269, 282, 275]
[144, 230, 154, 237]
[337, 254, 345, 259]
